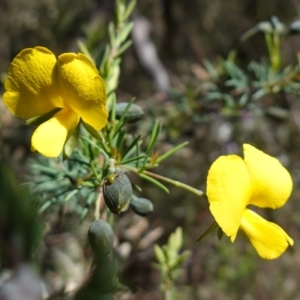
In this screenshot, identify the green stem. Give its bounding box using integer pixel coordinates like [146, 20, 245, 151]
[94, 189, 102, 220]
[120, 165, 204, 197]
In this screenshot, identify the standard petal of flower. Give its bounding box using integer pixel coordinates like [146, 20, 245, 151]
[243, 144, 293, 209]
[57, 53, 108, 130]
[31, 108, 79, 157]
[3, 47, 63, 119]
[240, 209, 293, 259]
[207, 155, 252, 240]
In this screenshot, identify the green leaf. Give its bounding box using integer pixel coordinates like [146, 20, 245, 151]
[125, 0, 136, 20]
[80, 207, 88, 223]
[63, 125, 80, 160]
[170, 250, 191, 271]
[154, 244, 166, 264]
[122, 135, 141, 159]
[171, 227, 183, 251]
[81, 120, 103, 141]
[121, 155, 147, 165]
[25, 108, 61, 126]
[217, 227, 224, 240]
[196, 221, 219, 243]
[156, 142, 188, 164]
[109, 93, 117, 120]
[39, 198, 56, 214]
[99, 45, 110, 74]
[135, 139, 141, 169]
[116, 0, 126, 24]
[115, 40, 133, 57]
[118, 22, 134, 44]
[138, 173, 169, 194]
[146, 120, 161, 155]
[115, 128, 126, 149]
[113, 98, 136, 137]
[115, 102, 144, 123]
[77, 40, 94, 63]
[64, 189, 79, 202]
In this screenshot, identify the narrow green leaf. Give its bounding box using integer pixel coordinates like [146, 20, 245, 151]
[109, 93, 117, 120]
[80, 208, 88, 223]
[154, 244, 166, 264]
[80, 135, 110, 158]
[146, 120, 161, 155]
[26, 108, 61, 126]
[122, 135, 141, 159]
[99, 141, 111, 155]
[172, 227, 183, 251]
[30, 164, 61, 177]
[217, 227, 224, 240]
[116, 40, 133, 57]
[196, 221, 219, 243]
[135, 140, 141, 169]
[171, 250, 191, 270]
[115, 128, 126, 150]
[113, 98, 136, 137]
[77, 40, 94, 63]
[138, 173, 169, 194]
[100, 45, 110, 74]
[116, 0, 126, 24]
[81, 120, 103, 141]
[121, 155, 147, 165]
[115, 102, 144, 123]
[63, 126, 80, 160]
[39, 199, 56, 214]
[156, 142, 188, 164]
[64, 189, 79, 202]
[118, 22, 134, 44]
[125, 0, 136, 20]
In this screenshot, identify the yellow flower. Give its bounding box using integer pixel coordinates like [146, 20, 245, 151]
[3, 46, 108, 157]
[207, 144, 293, 259]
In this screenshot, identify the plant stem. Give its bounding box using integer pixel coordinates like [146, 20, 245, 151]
[94, 189, 103, 220]
[120, 165, 204, 197]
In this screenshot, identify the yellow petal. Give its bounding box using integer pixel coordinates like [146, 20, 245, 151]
[57, 53, 108, 130]
[240, 209, 293, 259]
[3, 47, 63, 119]
[243, 144, 293, 209]
[207, 155, 252, 240]
[31, 108, 79, 157]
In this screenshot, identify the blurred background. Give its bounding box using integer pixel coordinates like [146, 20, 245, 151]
[1, 0, 300, 299]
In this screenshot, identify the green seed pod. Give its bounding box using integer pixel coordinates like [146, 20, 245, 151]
[131, 196, 154, 216]
[103, 172, 133, 214]
[115, 102, 144, 123]
[88, 220, 114, 256]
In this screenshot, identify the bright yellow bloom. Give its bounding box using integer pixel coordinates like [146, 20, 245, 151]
[3, 46, 108, 157]
[207, 144, 293, 259]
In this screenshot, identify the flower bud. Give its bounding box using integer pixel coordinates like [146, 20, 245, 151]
[103, 172, 133, 214]
[131, 196, 154, 216]
[88, 220, 114, 256]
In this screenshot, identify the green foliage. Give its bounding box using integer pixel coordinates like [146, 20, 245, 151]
[2, 3, 300, 299]
[0, 161, 41, 266]
[153, 227, 191, 300]
[162, 16, 300, 135]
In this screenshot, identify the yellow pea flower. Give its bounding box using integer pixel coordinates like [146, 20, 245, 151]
[3, 46, 108, 157]
[207, 144, 293, 259]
